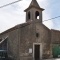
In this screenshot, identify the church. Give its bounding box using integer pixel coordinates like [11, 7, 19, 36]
[0, 0, 60, 60]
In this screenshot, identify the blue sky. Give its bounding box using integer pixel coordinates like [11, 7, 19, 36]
[49, 0, 60, 30]
[0, 0, 60, 33]
[47, 0, 60, 29]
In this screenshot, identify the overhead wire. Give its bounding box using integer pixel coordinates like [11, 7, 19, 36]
[0, 0, 21, 8]
[43, 16, 60, 22]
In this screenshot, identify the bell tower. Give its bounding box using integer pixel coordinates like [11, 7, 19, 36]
[24, 0, 44, 23]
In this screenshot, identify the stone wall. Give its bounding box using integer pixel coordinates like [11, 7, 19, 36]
[36, 22, 51, 59]
[51, 29, 60, 44]
[1, 22, 60, 60]
[19, 21, 51, 60]
[19, 23, 36, 60]
[0, 28, 19, 60]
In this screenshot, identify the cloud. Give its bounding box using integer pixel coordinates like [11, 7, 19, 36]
[0, 0, 53, 33]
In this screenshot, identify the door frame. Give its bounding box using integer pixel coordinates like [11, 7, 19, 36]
[33, 43, 42, 59]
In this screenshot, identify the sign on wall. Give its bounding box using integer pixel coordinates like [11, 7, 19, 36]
[29, 48, 32, 53]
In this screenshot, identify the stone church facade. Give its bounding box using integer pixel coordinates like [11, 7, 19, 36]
[0, 0, 60, 60]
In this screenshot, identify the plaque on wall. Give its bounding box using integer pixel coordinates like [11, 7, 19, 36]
[29, 48, 32, 53]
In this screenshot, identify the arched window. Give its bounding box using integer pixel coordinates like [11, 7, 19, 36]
[35, 11, 39, 19]
[28, 11, 30, 20]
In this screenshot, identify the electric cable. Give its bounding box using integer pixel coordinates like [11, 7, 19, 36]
[43, 16, 60, 22]
[0, 0, 21, 8]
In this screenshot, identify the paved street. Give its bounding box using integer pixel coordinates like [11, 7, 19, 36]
[42, 58, 60, 60]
